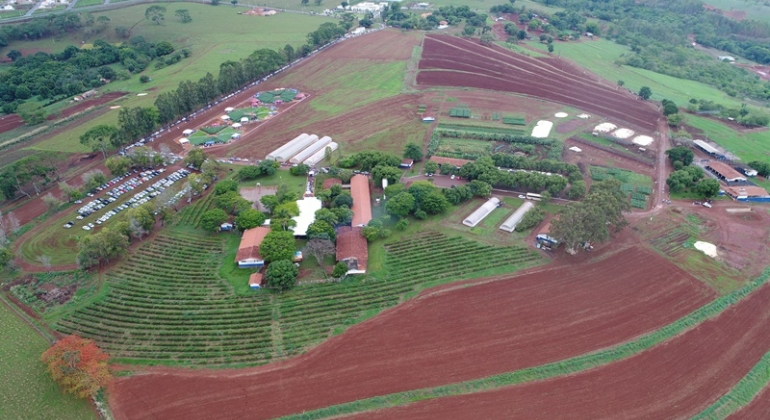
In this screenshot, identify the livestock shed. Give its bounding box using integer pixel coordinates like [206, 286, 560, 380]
[351, 174, 373, 227]
[463, 197, 500, 227]
[724, 186, 770, 202]
[249, 272, 263, 289]
[706, 161, 747, 183]
[235, 227, 270, 268]
[291, 196, 323, 236]
[266, 133, 311, 162]
[694, 139, 726, 159]
[303, 142, 339, 167]
[499, 201, 535, 232]
[289, 135, 332, 164]
[336, 226, 368, 275]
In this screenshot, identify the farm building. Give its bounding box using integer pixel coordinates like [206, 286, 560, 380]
[266, 133, 311, 161]
[289, 135, 332, 164]
[351, 174, 373, 227]
[323, 178, 342, 189]
[303, 142, 339, 167]
[235, 227, 270, 268]
[291, 196, 323, 237]
[249, 272, 263, 289]
[693, 139, 726, 160]
[463, 197, 500, 227]
[400, 159, 414, 168]
[429, 156, 471, 167]
[499, 201, 535, 232]
[724, 186, 770, 202]
[706, 161, 747, 183]
[336, 226, 368, 275]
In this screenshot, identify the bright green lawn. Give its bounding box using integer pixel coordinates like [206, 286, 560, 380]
[527, 39, 749, 110]
[0, 301, 94, 420]
[684, 114, 770, 164]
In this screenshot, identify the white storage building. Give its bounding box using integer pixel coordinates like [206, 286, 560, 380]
[266, 133, 312, 162]
[304, 142, 339, 166]
[462, 197, 500, 227]
[499, 201, 535, 232]
[290, 136, 332, 164]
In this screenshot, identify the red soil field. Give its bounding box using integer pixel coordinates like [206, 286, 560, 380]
[109, 246, 714, 420]
[417, 35, 661, 132]
[0, 92, 126, 135]
[728, 386, 770, 419]
[354, 283, 770, 420]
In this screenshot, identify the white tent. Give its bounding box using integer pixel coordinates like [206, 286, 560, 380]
[221, 115, 231, 120]
[499, 201, 535, 232]
[303, 142, 338, 166]
[240, 117, 249, 123]
[225, 107, 235, 112]
[531, 121, 553, 138]
[182, 129, 194, 136]
[289, 135, 332, 164]
[231, 133, 241, 139]
[232, 123, 242, 128]
[179, 138, 190, 144]
[463, 198, 500, 227]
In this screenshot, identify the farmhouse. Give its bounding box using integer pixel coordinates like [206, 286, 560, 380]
[463, 197, 500, 227]
[499, 201, 535, 232]
[693, 139, 726, 160]
[400, 159, 414, 169]
[351, 174, 372, 227]
[235, 227, 270, 268]
[724, 186, 770, 202]
[292, 196, 323, 237]
[249, 272, 263, 289]
[336, 226, 368, 275]
[706, 161, 747, 183]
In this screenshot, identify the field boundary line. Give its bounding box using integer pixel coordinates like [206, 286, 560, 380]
[278, 268, 770, 420]
[692, 350, 770, 419]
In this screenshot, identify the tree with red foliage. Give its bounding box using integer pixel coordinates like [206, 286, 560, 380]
[41, 335, 112, 399]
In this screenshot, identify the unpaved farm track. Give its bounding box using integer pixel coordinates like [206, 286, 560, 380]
[417, 35, 660, 132]
[353, 282, 770, 420]
[109, 247, 713, 420]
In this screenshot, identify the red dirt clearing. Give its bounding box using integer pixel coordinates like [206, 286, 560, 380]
[354, 282, 770, 420]
[417, 35, 660, 132]
[728, 385, 770, 419]
[109, 246, 714, 420]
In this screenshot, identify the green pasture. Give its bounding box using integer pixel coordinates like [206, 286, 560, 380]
[702, 0, 770, 24]
[684, 114, 770, 164]
[0, 300, 95, 420]
[73, 0, 106, 8]
[527, 39, 749, 110]
[348, 121, 429, 155]
[27, 108, 119, 154]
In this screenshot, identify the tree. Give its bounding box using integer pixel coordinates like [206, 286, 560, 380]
[386, 192, 415, 218]
[695, 178, 720, 198]
[145, 5, 166, 25]
[372, 165, 402, 185]
[261, 195, 281, 213]
[0, 247, 13, 269]
[307, 220, 336, 240]
[403, 143, 423, 161]
[332, 261, 348, 278]
[42, 193, 62, 213]
[7, 49, 21, 61]
[568, 180, 586, 200]
[214, 191, 251, 215]
[749, 161, 770, 178]
[468, 179, 492, 197]
[211, 0, 220, 4]
[105, 156, 132, 176]
[301, 0, 309, 5]
[419, 191, 449, 214]
[266, 260, 298, 291]
[667, 113, 683, 127]
[37, 255, 52, 272]
[184, 148, 207, 169]
[662, 100, 679, 116]
[517, 29, 527, 40]
[424, 161, 439, 174]
[261, 230, 296, 263]
[41, 335, 112, 399]
[617, 80, 625, 88]
[231, 0, 238, 5]
[304, 238, 335, 266]
[80, 125, 119, 159]
[16, 102, 46, 125]
[200, 208, 228, 232]
[214, 179, 238, 195]
[332, 193, 353, 209]
[235, 209, 266, 230]
[638, 86, 652, 100]
[77, 228, 129, 269]
[175, 9, 192, 23]
[480, 31, 496, 46]
[463, 26, 477, 37]
[666, 146, 694, 167]
[289, 164, 310, 176]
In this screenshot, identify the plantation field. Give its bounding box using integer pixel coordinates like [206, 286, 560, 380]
[0, 300, 95, 420]
[436, 122, 527, 136]
[526, 39, 748, 110]
[347, 120, 429, 155]
[684, 114, 770, 164]
[435, 137, 493, 160]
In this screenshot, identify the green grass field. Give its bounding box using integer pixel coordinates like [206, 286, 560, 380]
[527, 39, 749, 110]
[684, 114, 770, 164]
[0, 300, 95, 420]
[73, 0, 106, 8]
[702, 0, 770, 24]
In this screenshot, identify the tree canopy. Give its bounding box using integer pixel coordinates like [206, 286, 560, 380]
[260, 230, 296, 263]
[41, 335, 112, 399]
[235, 209, 266, 230]
[266, 259, 299, 290]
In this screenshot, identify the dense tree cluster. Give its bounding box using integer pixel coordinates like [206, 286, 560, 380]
[0, 152, 61, 201]
[460, 156, 572, 196]
[664, 150, 720, 198]
[382, 4, 488, 31]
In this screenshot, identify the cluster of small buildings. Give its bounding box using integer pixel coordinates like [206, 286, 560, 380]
[693, 139, 770, 202]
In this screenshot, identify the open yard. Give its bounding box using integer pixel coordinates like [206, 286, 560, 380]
[0, 300, 94, 420]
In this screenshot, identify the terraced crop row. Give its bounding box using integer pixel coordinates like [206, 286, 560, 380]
[176, 192, 216, 227]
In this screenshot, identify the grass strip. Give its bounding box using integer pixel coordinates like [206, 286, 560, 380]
[280, 268, 770, 420]
[692, 351, 770, 420]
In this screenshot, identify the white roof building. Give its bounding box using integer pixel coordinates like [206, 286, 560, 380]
[291, 196, 323, 237]
[499, 201, 535, 232]
[304, 142, 338, 166]
[462, 197, 500, 227]
[266, 133, 313, 162]
[289, 135, 332, 164]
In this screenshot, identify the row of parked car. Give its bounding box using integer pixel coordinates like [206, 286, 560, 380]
[105, 170, 166, 200]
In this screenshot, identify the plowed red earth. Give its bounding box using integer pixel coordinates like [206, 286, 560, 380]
[109, 247, 714, 420]
[729, 386, 770, 419]
[354, 282, 770, 420]
[0, 92, 126, 135]
[417, 35, 660, 131]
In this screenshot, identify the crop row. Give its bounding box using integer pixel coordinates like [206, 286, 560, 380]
[177, 192, 216, 227]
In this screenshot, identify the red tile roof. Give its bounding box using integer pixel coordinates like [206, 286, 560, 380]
[725, 186, 769, 197]
[249, 272, 263, 287]
[430, 156, 472, 167]
[336, 227, 368, 272]
[350, 175, 372, 227]
[235, 227, 270, 262]
[706, 161, 746, 181]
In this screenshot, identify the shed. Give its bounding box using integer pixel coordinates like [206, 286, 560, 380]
[706, 161, 747, 183]
[179, 138, 190, 144]
[232, 123, 242, 129]
[463, 197, 500, 227]
[235, 227, 270, 268]
[220, 223, 233, 231]
[400, 159, 414, 169]
[724, 186, 770, 202]
[336, 226, 368, 274]
[225, 107, 235, 112]
[499, 201, 535, 232]
[241, 117, 250, 123]
[221, 115, 231, 120]
[289, 135, 332, 164]
[351, 174, 372, 227]
[303, 142, 338, 167]
[183, 129, 194, 136]
[249, 272, 263, 289]
[693, 139, 725, 159]
[422, 116, 436, 122]
[231, 133, 241, 140]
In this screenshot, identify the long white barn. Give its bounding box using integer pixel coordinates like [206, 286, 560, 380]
[290, 136, 332, 164]
[463, 197, 500, 227]
[304, 142, 338, 166]
[266, 133, 311, 161]
[499, 201, 535, 232]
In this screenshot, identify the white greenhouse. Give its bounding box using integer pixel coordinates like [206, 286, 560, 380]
[290, 136, 332, 164]
[462, 197, 500, 227]
[266, 133, 311, 161]
[303, 142, 338, 166]
[499, 201, 535, 232]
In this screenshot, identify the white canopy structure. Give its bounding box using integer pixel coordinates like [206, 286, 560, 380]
[225, 107, 235, 112]
[266, 133, 311, 161]
[289, 136, 332, 164]
[182, 129, 194, 136]
[231, 133, 241, 139]
[232, 123, 242, 128]
[179, 138, 190, 144]
[221, 115, 231, 120]
[291, 197, 323, 236]
[463, 198, 500, 227]
[240, 117, 249, 123]
[531, 121, 553, 138]
[499, 201, 535, 232]
[303, 142, 338, 166]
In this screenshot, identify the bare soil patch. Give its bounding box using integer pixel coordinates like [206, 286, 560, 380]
[108, 246, 713, 420]
[239, 185, 276, 210]
[563, 138, 655, 178]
